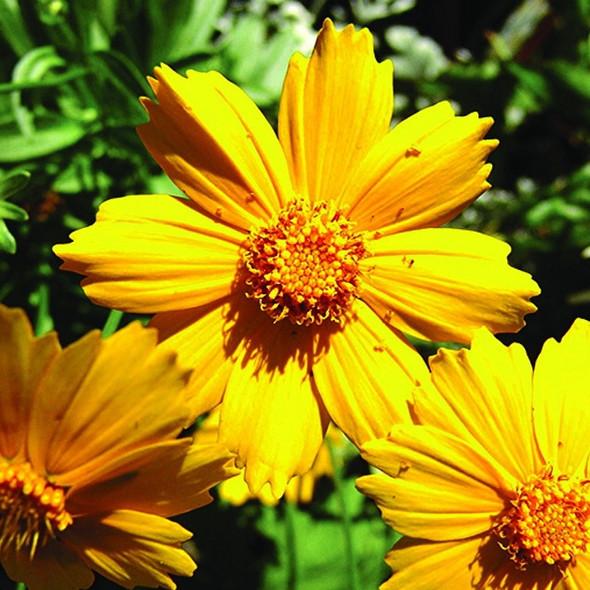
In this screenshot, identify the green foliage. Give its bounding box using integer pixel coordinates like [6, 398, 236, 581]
[1, 1, 589, 588]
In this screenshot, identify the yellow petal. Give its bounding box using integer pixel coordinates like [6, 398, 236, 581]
[382, 536, 484, 590]
[0, 305, 60, 460]
[361, 227, 540, 344]
[53, 194, 243, 313]
[29, 322, 192, 484]
[1, 537, 93, 590]
[569, 557, 590, 590]
[150, 295, 264, 420]
[419, 327, 542, 483]
[219, 313, 329, 498]
[343, 102, 498, 235]
[358, 426, 508, 541]
[278, 19, 393, 203]
[67, 440, 238, 517]
[313, 300, 429, 446]
[138, 64, 292, 231]
[62, 510, 195, 590]
[386, 534, 562, 590]
[533, 318, 590, 476]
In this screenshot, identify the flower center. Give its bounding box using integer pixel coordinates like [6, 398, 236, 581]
[494, 471, 590, 570]
[242, 199, 368, 326]
[0, 461, 72, 558]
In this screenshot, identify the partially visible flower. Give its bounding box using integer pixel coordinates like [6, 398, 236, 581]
[357, 320, 590, 589]
[194, 409, 347, 505]
[0, 305, 238, 590]
[54, 19, 539, 497]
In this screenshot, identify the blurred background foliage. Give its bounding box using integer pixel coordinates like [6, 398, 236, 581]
[0, 0, 589, 588]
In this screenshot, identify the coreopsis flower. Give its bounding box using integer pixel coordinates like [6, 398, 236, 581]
[53, 19, 539, 497]
[194, 409, 347, 506]
[357, 319, 590, 589]
[0, 305, 238, 590]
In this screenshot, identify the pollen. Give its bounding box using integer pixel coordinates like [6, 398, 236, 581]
[0, 461, 72, 558]
[494, 470, 590, 570]
[243, 199, 369, 326]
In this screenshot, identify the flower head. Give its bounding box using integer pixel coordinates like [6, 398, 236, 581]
[357, 319, 590, 589]
[53, 19, 539, 497]
[0, 305, 238, 590]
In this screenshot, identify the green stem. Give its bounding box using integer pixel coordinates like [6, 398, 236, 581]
[283, 499, 298, 590]
[327, 437, 360, 590]
[16, 582, 27, 590]
[101, 309, 123, 338]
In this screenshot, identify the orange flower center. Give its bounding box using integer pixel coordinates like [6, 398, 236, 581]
[0, 461, 72, 558]
[494, 471, 590, 570]
[243, 199, 368, 326]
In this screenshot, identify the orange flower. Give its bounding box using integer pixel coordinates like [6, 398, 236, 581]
[0, 305, 238, 590]
[54, 19, 538, 497]
[357, 320, 590, 589]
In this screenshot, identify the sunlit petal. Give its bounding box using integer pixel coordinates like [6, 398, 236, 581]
[417, 328, 542, 483]
[313, 300, 429, 446]
[533, 318, 590, 477]
[361, 227, 539, 343]
[54, 194, 243, 313]
[220, 315, 329, 497]
[138, 64, 292, 230]
[279, 19, 393, 203]
[344, 102, 498, 234]
[358, 426, 508, 540]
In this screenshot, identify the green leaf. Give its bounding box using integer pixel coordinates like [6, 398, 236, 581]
[0, 219, 17, 253]
[0, 170, 30, 199]
[0, 116, 89, 162]
[257, 481, 395, 590]
[0, 0, 35, 56]
[146, 0, 225, 63]
[0, 201, 28, 221]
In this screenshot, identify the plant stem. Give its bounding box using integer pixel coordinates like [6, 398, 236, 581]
[101, 308, 123, 338]
[327, 437, 360, 590]
[283, 498, 298, 590]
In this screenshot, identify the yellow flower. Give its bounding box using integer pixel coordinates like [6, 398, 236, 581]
[53, 19, 539, 497]
[0, 305, 238, 590]
[357, 320, 590, 589]
[194, 409, 347, 506]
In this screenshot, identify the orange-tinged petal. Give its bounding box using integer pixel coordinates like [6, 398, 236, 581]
[533, 318, 590, 477]
[1, 539, 93, 590]
[278, 19, 393, 203]
[382, 536, 484, 590]
[67, 440, 238, 517]
[417, 328, 542, 483]
[53, 194, 243, 314]
[343, 102, 498, 235]
[358, 426, 508, 540]
[62, 510, 195, 590]
[313, 301, 429, 446]
[138, 64, 292, 231]
[219, 314, 329, 497]
[0, 305, 59, 460]
[29, 323, 192, 484]
[361, 227, 539, 344]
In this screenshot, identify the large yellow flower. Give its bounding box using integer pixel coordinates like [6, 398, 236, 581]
[357, 320, 590, 589]
[54, 19, 539, 497]
[0, 305, 238, 590]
